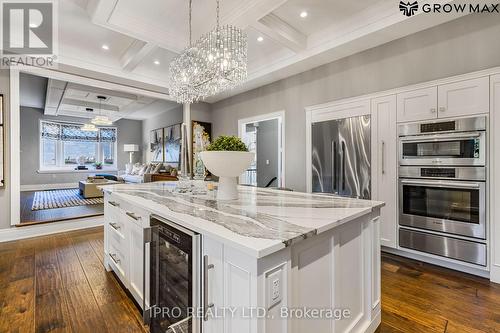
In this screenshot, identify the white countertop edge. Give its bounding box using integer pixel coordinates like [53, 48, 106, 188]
[105, 190, 381, 259]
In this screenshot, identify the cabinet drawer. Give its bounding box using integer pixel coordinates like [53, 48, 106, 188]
[123, 206, 149, 227]
[108, 239, 128, 283]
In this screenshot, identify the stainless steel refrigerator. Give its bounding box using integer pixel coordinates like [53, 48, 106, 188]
[311, 115, 371, 199]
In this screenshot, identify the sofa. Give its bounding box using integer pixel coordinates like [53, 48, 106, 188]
[119, 163, 174, 183]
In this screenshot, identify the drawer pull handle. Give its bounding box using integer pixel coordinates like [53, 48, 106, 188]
[110, 222, 120, 231]
[110, 253, 120, 264]
[109, 201, 119, 207]
[126, 212, 141, 221]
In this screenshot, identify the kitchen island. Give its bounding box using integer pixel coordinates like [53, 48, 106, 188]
[101, 182, 383, 333]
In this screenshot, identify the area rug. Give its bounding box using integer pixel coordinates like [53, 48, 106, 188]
[32, 188, 104, 211]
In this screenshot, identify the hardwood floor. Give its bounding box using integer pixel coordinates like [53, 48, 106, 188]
[378, 253, 500, 333]
[20, 190, 104, 226]
[1, 228, 500, 332]
[0, 227, 146, 333]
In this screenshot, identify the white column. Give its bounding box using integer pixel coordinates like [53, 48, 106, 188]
[183, 103, 192, 174]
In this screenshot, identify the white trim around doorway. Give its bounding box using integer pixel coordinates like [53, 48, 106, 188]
[237, 111, 286, 188]
[9, 65, 172, 227]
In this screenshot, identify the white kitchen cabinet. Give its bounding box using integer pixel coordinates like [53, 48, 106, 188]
[202, 237, 225, 333]
[490, 74, 500, 283]
[437, 77, 490, 118]
[104, 193, 148, 308]
[371, 95, 398, 248]
[397, 87, 437, 123]
[129, 220, 145, 305]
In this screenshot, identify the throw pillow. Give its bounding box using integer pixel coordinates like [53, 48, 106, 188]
[131, 163, 143, 175]
[138, 164, 148, 176]
[125, 163, 133, 174]
[152, 163, 163, 174]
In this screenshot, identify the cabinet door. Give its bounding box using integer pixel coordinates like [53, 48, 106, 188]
[202, 237, 224, 333]
[129, 221, 144, 306]
[372, 95, 398, 248]
[397, 87, 437, 122]
[438, 77, 489, 118]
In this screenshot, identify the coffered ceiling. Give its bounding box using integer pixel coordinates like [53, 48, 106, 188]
[19, 73, 179, 121]
[56, 0, 480, 103]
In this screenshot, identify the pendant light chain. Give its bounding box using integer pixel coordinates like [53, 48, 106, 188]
[189, 0, 192, 46]
[216, 0, 220, 29]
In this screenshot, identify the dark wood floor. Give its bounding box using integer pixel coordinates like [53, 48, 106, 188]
[20, 190, 104, 226]
[1, 228, 500, 332]
[0, 227, 146, 333]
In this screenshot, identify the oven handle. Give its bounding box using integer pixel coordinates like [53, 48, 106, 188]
[400, 132, 481, 143]
[400, 179, 481, 189]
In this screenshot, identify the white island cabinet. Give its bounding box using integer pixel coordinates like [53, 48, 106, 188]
[102, 182, 383, 333]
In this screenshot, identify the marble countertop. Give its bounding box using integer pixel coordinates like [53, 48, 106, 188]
[101, 182, 384, 258]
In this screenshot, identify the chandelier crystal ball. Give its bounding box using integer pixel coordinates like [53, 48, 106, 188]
[169, 47, 205, 104]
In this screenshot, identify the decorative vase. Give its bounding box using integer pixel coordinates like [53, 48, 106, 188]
[200, 151, 254, 200]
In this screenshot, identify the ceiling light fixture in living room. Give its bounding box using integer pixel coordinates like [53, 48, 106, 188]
[91, 95, 113, 126]
[81, 108, 98, 132]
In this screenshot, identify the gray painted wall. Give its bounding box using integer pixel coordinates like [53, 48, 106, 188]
[20, 107, 143, 186]
[256, 119, 279, 188]
[141, 102, 212, 162]
[211, 14, 500, 192]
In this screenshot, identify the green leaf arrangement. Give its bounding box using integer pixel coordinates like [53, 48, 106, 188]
[206, 135, 248, 152]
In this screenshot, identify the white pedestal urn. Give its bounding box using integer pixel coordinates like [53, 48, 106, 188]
[200, 151, 255, 200]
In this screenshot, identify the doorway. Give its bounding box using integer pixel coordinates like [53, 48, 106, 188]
[238, 111, 285, 188]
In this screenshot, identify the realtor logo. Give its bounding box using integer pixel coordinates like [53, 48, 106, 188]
[399, 1, 419, 17]
[2, 1, 53, 55]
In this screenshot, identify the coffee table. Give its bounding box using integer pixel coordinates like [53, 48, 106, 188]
[79, 180, 119, 198]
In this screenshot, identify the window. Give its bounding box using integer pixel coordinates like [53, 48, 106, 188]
[39, 121, 117, 171]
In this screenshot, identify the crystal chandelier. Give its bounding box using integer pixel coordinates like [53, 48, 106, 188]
[91, 95, 113, 126]
[195, 0, 248, 97]
[169, 0, 205, 104]
[81, 123, 98, 132]
[169, 0, 247, 104]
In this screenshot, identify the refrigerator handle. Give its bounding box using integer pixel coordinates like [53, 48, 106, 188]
[341, 142, 346, 191]
[332, 141, 337, 192]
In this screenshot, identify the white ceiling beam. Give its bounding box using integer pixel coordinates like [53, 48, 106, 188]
[223, 0, 288, 28]
[120, 40, 157, 72]
[253, 14, 307, 52]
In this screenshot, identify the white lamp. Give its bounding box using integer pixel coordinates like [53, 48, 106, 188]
[124, 144, 140, 164]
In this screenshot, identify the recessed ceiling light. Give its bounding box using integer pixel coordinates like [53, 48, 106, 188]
[101, 44, 109, 50]
[154, 60, 160, 65]
[29, 23, 37, 28]
[300, 11, 308, 18]
[257, 36, 264, 42]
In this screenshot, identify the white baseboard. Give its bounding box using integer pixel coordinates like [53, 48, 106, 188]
[21, 183, 78, 191]
[0, 216, 104, 243]
[382, 246, 490, 279]
[490, 265, 500, 284]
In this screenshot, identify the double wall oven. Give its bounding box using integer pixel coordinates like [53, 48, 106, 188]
[398, 116, 487, 266]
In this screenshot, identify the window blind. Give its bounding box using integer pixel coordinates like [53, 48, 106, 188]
[41, 121, 117, 143]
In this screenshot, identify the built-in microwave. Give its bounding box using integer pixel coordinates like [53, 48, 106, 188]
[399, 116, 486, 166]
